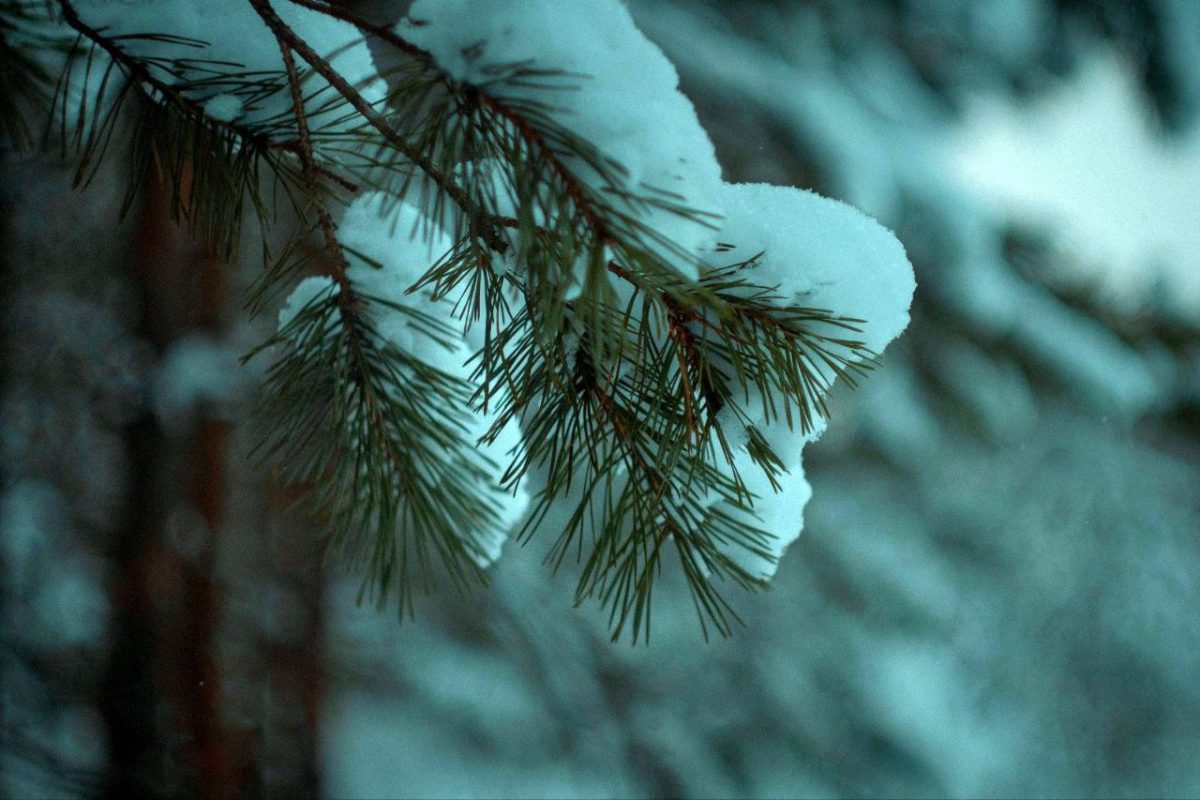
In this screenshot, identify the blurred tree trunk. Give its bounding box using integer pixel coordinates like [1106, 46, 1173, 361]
[99, 165, 325, 797]
[100, 167, 238, 797]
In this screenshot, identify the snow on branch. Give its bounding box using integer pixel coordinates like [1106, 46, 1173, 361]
[6, 0, 915, 640]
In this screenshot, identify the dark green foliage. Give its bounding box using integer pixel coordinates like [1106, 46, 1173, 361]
[0, 1, 62, 151]
[16, 0, 876, 640]
[253, 287, 503, 611]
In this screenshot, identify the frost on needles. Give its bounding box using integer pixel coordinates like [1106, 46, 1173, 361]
[21, 0, 915, 641]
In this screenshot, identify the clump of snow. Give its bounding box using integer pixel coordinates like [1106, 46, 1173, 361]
[944, 46, 1200, 320]
[706, 447, 814, 581]
[441, 346, 528, 567]
[202, 92, 244, 123]
[694, 182, 914, 578]
[717, 182, 915, 356]
[276, 192, 529, 566]
[337, 191, 456, 355]
[401, 0, 724, 280]
[278, 275, 337, 332]
[699, 387, 823, 581]
[264, 5, 920, 584]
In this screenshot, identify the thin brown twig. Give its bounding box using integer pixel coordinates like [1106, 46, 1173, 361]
[273, 31, 352, 293]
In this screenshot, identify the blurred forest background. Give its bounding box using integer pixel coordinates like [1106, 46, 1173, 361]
[2, 0, 1199, 797]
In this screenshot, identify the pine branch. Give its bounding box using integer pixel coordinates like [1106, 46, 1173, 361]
[53, 0, 325, 263]
[60, 0, 282, 156]
[249, 0, 504, 611]
[23, 0, 887, 639]
[256, 292, 504, 612]
[248, 0, 516, 253]
[278, 1, 703, 284]
[49, 0, 512, 613]
[271, 26, 351, 295]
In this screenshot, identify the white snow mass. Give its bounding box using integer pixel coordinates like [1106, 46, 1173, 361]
[402, 0, 724, 280]
[717, 182, 915, 356]
[202, 93, 244, 123]
[695, 183, 913, 577]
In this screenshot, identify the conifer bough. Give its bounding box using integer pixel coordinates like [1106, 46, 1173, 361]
[8, 0, 915, 641]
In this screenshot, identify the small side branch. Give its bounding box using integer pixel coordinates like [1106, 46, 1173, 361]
[272, 32, 352, 295]
[248, 0, 517, 252]
[60, 0, 273, 153]
[281, 0, 620, 249]
[57, 0, 360, 198]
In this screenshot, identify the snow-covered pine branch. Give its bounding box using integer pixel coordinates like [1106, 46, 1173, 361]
[3, 0, 915, 640]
